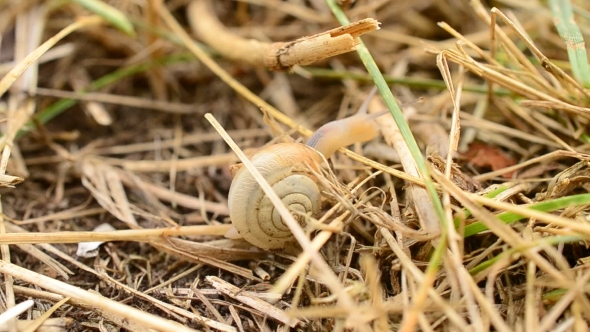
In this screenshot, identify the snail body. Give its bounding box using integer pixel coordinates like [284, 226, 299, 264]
[306, 112, 383, 159]
[228, 109, 383, 249]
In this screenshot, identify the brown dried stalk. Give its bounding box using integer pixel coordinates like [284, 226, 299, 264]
[187, 0, 379, 71]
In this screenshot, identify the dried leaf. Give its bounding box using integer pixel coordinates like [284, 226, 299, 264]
[460, 142, 517, 178]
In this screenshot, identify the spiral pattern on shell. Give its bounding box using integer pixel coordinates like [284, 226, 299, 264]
[228, 143, 323, 249]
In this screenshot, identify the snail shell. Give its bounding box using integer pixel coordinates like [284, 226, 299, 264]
[228, 143, 323, 249]
[227, 96, 385, 249]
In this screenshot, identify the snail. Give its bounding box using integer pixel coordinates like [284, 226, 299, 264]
[228, 92, 386, 250]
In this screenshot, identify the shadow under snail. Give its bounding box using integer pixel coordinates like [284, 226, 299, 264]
[228, 103, 386, 250]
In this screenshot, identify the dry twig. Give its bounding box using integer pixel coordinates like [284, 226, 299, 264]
[187, 0, 379, 70]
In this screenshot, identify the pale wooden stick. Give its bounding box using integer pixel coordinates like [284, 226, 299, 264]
[0, 43, 75, 75]
[0, 224, 231, 244]
[187, 0, 379, 71]
[366, 92, 440, 238]
[101, 271, 236, 332]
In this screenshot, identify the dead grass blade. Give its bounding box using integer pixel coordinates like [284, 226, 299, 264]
[20, 296, 70, 332]
[0, 16, 103, 99]
[34, 87, 199, 114]
[99, 271, 236, 332]
[207, 276, 300, 328]
[0, 224, 231, 244]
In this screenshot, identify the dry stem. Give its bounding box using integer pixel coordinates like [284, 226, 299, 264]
[187, 0, 379, 71]
[0, 225, 232, 244]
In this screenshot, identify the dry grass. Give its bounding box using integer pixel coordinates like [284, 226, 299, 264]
[1, 0, 590, 331]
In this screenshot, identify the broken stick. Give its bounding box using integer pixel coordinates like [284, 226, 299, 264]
[187, 0, 380, 71]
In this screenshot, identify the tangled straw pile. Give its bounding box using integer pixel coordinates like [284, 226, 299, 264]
[1, 0, 590, 331]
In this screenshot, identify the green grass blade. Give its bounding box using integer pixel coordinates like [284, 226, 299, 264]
[326, 0, 447, 231]
[73, 0, 135, 36]
[464, 193, 590, 237]
[326, 2, 449, 308]
[548, 0, 590, 87]
[454, 185, 510, 227]
[303, 67, 512, 95]
[469, 235, 583, 275]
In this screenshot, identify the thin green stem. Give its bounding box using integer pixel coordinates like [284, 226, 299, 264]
[469, 235, 583, 275]
[303, 67, 512, 95]
[326, 0, 447, 233]
[548, 0, 590, 87]
[464, 193, 590, 237]
[73, 0, 135, 36]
